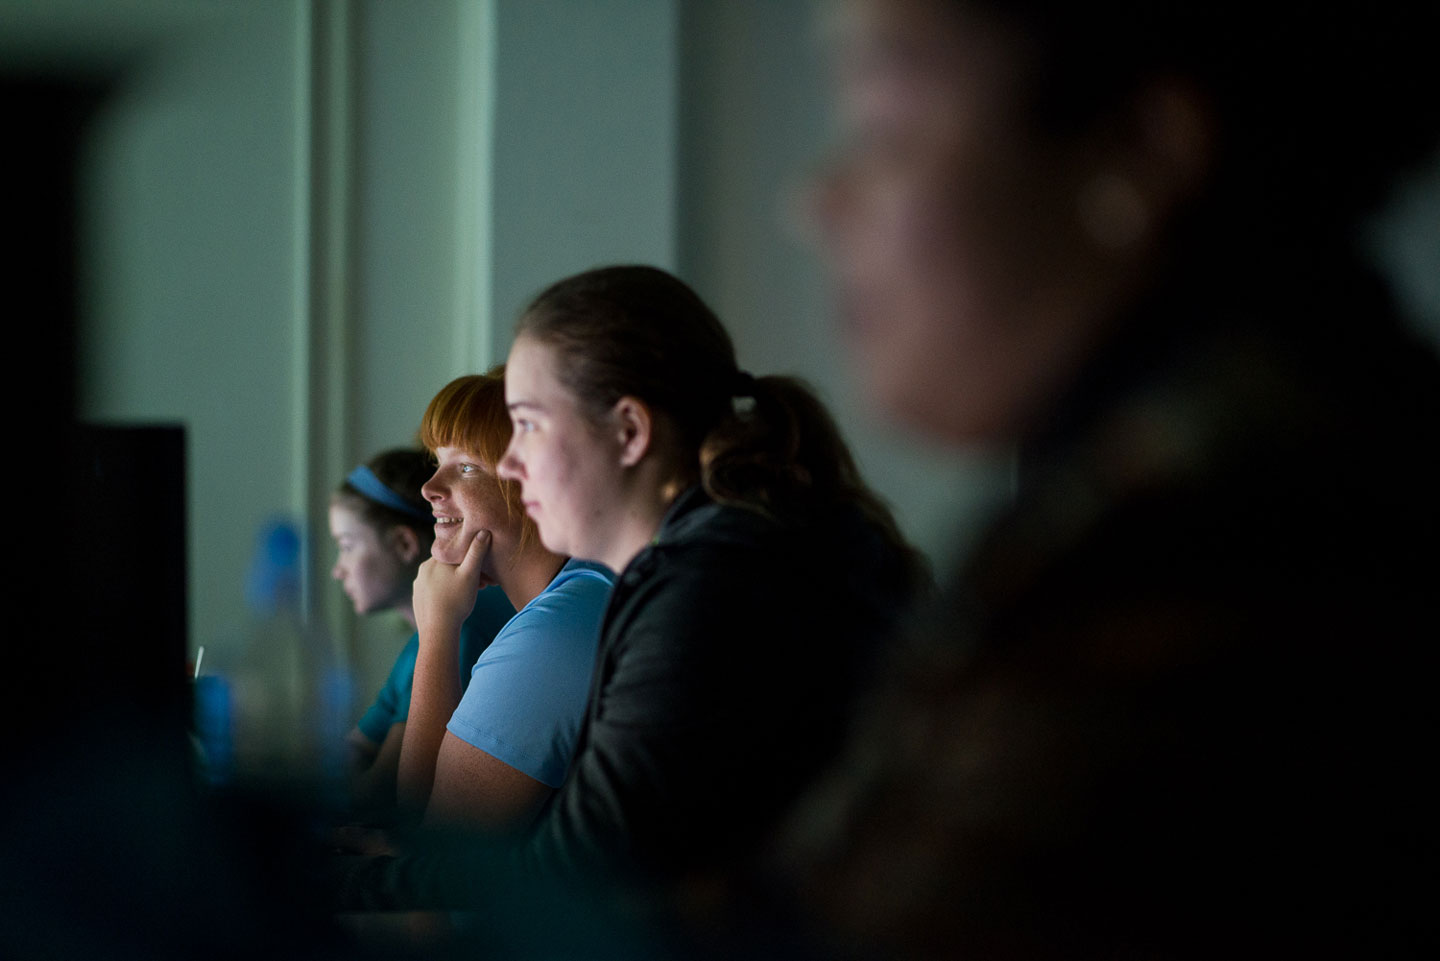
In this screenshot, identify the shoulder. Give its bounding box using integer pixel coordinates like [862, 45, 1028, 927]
[650, 496, 787, 571]
[614, 504, 777, 618]
[624, 491, 916, 608]
[385, 634, 420, 682]
[526, 559, 615, 617]
[485, 561, 612, 653]
[545, 558, 617, 593]
[608, 496, 908, 658]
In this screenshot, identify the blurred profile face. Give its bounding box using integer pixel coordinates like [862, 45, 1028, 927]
[499, 335, 625, 565]
[328, 503, 413, 615]
[811, 0, 1115, 443]
[421, 448, 518, 583]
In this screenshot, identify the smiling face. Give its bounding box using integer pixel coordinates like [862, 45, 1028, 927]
[498, 335, 627, 566]
[328, 502, 415, 615]
[812, 0, 1125, 444]
[421, 448, 522, 581]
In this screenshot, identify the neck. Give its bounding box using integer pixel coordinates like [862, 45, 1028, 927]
[495, 544, 567, 611]
[600, 475, 686, 574]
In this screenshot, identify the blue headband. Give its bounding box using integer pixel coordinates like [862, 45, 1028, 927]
[345, 466, 433, 523]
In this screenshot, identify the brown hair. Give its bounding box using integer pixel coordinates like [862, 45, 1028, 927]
[419, 365, 537, 553]
[516, 265, 925, 583]
[332, 447, 436, 553]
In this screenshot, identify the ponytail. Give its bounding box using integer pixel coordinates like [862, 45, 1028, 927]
[703, 374, 929, 592]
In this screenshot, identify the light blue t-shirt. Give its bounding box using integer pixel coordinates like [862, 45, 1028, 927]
[445, 559, 614, 787]
[355, 586, 516, 744]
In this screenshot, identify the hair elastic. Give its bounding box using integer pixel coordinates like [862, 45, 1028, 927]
[346, 465, 433, 522]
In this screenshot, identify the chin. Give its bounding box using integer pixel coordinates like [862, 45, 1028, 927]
[535, 524, 569, 559]
[430, 537, 462, 564]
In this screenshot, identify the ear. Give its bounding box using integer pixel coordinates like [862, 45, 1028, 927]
[387, 524, 423, 564]
[610, 396, 654, 468]
[1078, 78, 1215, 251]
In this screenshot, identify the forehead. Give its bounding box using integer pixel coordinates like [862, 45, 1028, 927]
[328, 501, 374, 535]
[828, 0, 1029, 115]
[827, 0, 964, 61]
[506, 336, 571, 407]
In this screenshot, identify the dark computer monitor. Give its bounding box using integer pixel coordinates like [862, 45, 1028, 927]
[65, 424, 189, 729]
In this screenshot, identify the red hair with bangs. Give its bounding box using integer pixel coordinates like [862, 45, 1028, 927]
[419, 365, 537, 552]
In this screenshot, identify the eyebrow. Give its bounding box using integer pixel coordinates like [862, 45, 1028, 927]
[506, 400, 542, 413]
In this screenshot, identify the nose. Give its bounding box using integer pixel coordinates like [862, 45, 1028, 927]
[420, 468, 442, 503]
[497, 438, 523, 482]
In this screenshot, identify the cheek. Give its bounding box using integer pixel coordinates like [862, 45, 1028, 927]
[833, 136, 1077, 435]
[347, 553, 388, 602]
[457, 489, 483, 523]
[484, 490, 513, 535]
[538, 437, 604, 526]
[542, 453, 582, 522]
[834, 160, 988, 393]
[533, 438, 577, 492]
[456, 484, 494, 525]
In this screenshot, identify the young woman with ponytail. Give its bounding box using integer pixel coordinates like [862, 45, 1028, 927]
[496, 267, 922, 891]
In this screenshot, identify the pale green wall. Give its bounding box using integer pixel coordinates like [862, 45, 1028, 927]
[75, 1, 316, 676]
[6, 0, 1437, 705]
[489, 0, 679, 357]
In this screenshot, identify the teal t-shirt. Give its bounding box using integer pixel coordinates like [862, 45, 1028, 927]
[355, 585, 515, 743]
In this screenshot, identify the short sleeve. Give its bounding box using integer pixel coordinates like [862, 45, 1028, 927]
[446, 564, 612, 787]
[356, 635, 419, 743]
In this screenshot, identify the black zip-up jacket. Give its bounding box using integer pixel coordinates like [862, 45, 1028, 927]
[335, 485, 915, 934]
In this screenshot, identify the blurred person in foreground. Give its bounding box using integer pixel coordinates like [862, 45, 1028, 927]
[777, 0, 1440, 958]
